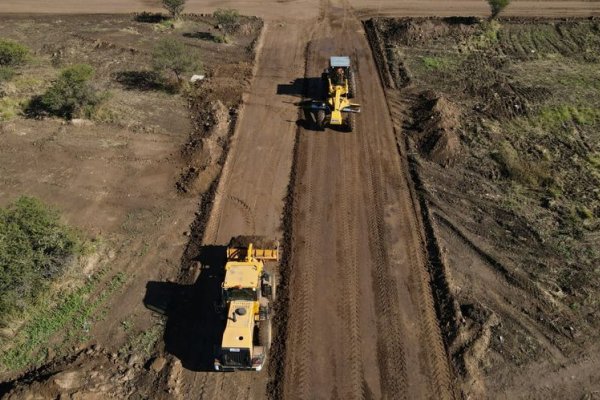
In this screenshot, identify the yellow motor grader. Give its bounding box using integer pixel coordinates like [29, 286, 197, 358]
[312, 56, 361, 132]
[213, 236, 278, 372]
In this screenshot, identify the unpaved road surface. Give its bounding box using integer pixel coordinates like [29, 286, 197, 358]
[170, 20, 310, 400]
[2, 1, 600, 399]
[280, 5, 454, 400]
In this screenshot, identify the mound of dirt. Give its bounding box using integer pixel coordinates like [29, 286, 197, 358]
[3, 347, 137, 399]
[177, 98, 231, 194]
[410, 91, 461, 166]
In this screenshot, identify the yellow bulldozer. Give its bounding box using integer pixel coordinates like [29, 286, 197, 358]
[213, 236, 279, 372]
[312, 56, 361, 132]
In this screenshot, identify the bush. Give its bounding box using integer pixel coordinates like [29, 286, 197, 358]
[0, 197, 83, 324]
[152, 38, 201, 85]
[214, 8, 241, 35]
[488, 0, 510, 19]
[212, 33, 229, 44]
[39, 64, 101, 119]
[0, 39, 28, 67]
[162, 0, 186, 19]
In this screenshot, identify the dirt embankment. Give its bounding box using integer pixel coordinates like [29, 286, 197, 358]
[366, 16, 600, 399]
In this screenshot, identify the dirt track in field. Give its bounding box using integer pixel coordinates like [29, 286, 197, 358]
[2, 1, 600, 399]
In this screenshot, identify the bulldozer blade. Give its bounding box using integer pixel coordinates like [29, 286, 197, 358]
[227, 235, 279, 261]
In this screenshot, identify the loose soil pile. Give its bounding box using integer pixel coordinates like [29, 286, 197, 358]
[367, 16, 600, 399]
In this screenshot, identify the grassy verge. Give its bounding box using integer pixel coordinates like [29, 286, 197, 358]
[0, 269, 127, 372]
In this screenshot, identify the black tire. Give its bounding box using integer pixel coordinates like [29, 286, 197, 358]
[321, 72, 329, 100]
[270, 273, 277, 301]
[259, 320, 272, 350]
[347, 69, 356, 99]
[316, 109, 326, 131]
[345, 113, 355, 132]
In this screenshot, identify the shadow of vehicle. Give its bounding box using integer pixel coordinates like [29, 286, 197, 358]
[144, 245, 227, 372]
[278, 77, 328, 131]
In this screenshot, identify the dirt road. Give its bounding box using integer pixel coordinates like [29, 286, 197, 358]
[1, 0, 599, 18]
[278, 4, 454, 399]
[2, 1, 599, 399]
[169, 20, 311, 399]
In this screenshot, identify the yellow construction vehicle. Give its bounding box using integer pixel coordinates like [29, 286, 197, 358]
[313, 56, 360, 132]
[214, 236, 278, 372]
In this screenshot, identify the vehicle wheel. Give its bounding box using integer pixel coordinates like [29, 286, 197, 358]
[345, 113, 355, 132]
[270, 273, 277, 301]
[347, 69, 356, 99]
[321, 72, 329, 100]
[259, 320, 272, 350]
[316, 109, 326, 131]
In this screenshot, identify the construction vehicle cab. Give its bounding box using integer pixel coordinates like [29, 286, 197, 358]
[326, 56, 354, 96]
[310, 56, 360, 132]
[214, 237, 278, 372]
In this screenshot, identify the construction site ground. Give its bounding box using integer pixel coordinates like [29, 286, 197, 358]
[2, 1, 600, 400]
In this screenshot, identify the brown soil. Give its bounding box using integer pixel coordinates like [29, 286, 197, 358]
[366, 15, 600, 399]
[409, 91, 461, 166]
[2, 1, 600, 400]
[0, 12, 260, 398]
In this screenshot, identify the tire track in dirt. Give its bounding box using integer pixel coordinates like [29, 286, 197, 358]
[285, 135, 321, 396]
[171, 20, 310, 400]
[279, 1, 456, 397]
[337, 139, 364, 399]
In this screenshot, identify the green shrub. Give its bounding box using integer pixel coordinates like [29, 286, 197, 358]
[0, 39, 28, 67]
[0, 196, 83, 325]
[214, 8, 240, 34]
[152, 38, 201, 85]
[38, 64, 101, 119]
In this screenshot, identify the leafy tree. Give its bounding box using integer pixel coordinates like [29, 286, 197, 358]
[162, 0, 186, 19]
[0, 197, 82, 323]
[39, 64, 100, 119]
[152, 37, 200, 85]
[0, 39, 28, 66]
[213, 8, 241, 35]
[488, 0, 510, 19]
